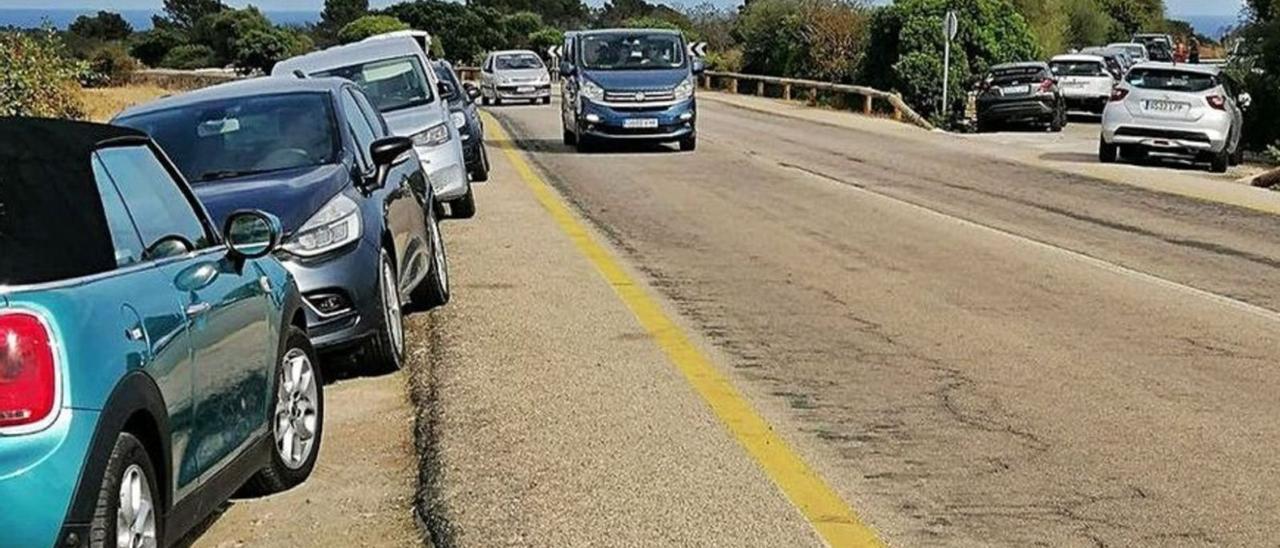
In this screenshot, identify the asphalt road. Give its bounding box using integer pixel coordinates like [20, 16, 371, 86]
[466, 95, 1280, 546]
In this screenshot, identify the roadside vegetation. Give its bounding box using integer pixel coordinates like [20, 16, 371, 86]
[1, 0, 1275, 153]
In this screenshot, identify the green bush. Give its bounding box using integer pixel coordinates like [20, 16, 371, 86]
[527, 27, 564, 56]
[736, 0, 810, 78]
[232, 28, 291, 73]
[337, 15, 410, 44]
[130, 27, 187, 67]
[160, 43, 217, 69]
[86, 43, 140, 87]
[0, 30, 87, 119]
[192, 7, 275, 64]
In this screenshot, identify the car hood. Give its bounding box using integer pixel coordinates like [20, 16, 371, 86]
[192, 164, 349, 235]
[383, 105, 446, 138]
[582, 68, 689, 91]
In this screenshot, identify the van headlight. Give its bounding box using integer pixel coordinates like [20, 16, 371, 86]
[674, 76, 695, 100]
[412, 123, 450, 147]
[580, 80, 605, 102]
[282, 193, 362, 257]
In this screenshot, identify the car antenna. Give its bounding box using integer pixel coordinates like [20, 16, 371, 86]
[292, 69, 307, 79]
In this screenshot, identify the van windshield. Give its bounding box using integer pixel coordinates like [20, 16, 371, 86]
[315, 55, 434, 112]
[580, 32, 685, 71]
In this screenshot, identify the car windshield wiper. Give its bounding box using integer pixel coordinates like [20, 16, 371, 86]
[197, 169, 272, 182]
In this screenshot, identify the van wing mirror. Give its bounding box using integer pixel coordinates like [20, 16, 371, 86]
[692, 58, 706, 75]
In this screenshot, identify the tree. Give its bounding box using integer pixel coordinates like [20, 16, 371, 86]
[470, 0, 588, 27]
[527, 28, 564, 56]
[1098, 0, 1164, 39]
[322, 0, 369, 33]
[735, 0, 810, 77]
[1062, 0, 1112, 49]
[338, 15, 410, 44]
[192, 6, 274, 65]
[68, 11, 134, 41]
[804, 1, 871, 83]
[130, 27, 186, 66]
[233, 27, 290, 73]
[161, 0, 226, 30]
[500, 11, 544, 48]
[382, 1, 507, 63]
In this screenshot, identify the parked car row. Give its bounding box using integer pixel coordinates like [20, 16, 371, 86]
[976, 33, 1252, 173]
[1, 31, 481, 548]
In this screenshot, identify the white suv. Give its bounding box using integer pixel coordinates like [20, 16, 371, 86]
[1100, 63, 1251, 173]
[1050, 54, 1116, 114]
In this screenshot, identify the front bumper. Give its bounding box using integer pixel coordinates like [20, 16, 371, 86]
[415, 141, 469, 201]
[494, 84, 552, 100]
[0, 408, 99, 548]
[579, 97, 696, 141]
[278, 235, 384, 352]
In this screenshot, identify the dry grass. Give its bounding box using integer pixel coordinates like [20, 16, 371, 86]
[80, 85, 172, 122]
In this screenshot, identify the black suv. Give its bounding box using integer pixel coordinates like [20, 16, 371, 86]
[976, 62, 1068, 133]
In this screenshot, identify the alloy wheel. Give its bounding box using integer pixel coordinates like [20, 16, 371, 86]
[382, 260, 405, 355]
[274, 348, 319, 469]
[116, 464, 157, 548]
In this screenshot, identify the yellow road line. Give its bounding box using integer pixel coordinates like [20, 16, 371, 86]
[483, 112, 884, 548]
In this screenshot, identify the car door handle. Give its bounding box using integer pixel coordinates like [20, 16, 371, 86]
[185, 302, 212, 317]
[126, 326, 145, 341]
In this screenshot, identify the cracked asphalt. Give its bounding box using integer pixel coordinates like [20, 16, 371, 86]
[434, 95, 1280, 546]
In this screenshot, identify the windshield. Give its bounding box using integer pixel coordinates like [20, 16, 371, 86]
[117, 92, 339, 184]
[1126, 68, 1218, 92]
[496, 54, 544, 71]
[1050, 60, 1107, 77]
[315, 55, 434, 112]
[580, 32, 686, 71]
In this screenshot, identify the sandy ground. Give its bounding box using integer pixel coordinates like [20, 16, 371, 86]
[80, 85, 171, 122]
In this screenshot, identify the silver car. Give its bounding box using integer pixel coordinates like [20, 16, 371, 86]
[1100, 63, 1251, 173]
[274, 37, 476, 218]
[479, 50, 552, 105]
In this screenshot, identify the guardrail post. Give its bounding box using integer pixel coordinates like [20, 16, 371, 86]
[730, 77, 739, 94]
[783, 84, 792, 101]
[756, 80, 765, 96]
[892, 105, 902, 122]
[703, 75, 711, 89]
[863, 95, 873, 115]
[808, 87, 817, 105]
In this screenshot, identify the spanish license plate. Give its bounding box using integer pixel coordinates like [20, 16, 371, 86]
[1145, 100, 1184, 112]
[517, 86, 535, 93]
[623, 118, 659, 129]
[1002, 85, 1030, 95]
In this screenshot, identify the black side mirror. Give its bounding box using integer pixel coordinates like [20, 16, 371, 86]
[463, 82, 480, 100]
[559, 61, 576, 77]
[691, 59, 706, 75]
[437, 81, 456, 99]
[224, 210, 282, 259]
[371, 136, 412, 167]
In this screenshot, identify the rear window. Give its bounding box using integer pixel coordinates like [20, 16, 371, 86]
[989, 67, 1046, 84]
[0, 152, 116, 285]
[1050, 60, 1107, 77]
[1126, 68, 1218, 92]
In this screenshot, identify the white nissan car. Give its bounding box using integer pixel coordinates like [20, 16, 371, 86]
[1100, 63, 1250, 173]
[1049, 54, 1116, 115]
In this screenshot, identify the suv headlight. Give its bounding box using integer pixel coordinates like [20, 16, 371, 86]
[282, 193, 362, 257]
[412, 123, 450, 147]
[674, 76, 695, 100]
[581, 79, 605, 102]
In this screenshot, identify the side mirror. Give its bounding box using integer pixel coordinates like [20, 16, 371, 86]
[371, 136, 413, 167]
[691, 58, 706, 75]
[559, 61, 576, 78]
[1239, 93, 1253, 109]
[463, 82, 480, 100]
[224, 210, 282, 259]
[437, 81, 456, 99]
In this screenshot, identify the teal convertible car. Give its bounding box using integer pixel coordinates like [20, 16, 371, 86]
[0, 118, 324, 547]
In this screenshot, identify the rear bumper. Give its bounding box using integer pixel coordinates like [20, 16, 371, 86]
[1063, 95, 1109, 112]
[0, 409, 98, 548]
[1102, 106, 1229, 153]
[977, 98, 1055, 122]
[578, 98, 697, 141]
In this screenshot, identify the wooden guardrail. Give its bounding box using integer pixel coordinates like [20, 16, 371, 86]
[700, 71, 933, 130]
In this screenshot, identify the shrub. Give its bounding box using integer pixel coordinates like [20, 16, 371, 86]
[86, 43, 140, 87]
[192, 6, 274, 64]
[736, 0, 810, 77]
[0, 30, 87, 119]
[337, 15, 409, 44]
[232, 28, 290, 74]
[527, 27, 564, 56]
[68, 11, 134, 41]
[130, 27, 186, 67]
[160, 43, 217, 69]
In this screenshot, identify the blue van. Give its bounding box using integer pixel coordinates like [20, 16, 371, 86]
[559, 28, 705, 152]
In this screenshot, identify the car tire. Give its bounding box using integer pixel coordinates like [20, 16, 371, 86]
[469, 145, 489, 183]
[449, 187, 477, 219]
[977, 118, 995, 133]
[1211, 146, 1230, 173]
[242, 326, 323, 496]
[411, 205, 450, 310]
[493, 97, 503, 106]
[1049, 113, 1063, 133]
[563, 126, 578, 146]
[1099, 137, 1119, 164]
[679, 135, 697, 151]
[542, 97, 552, 105]
[576, 133, 595, 153]
[361, 250, 405, 372]
[1230, 141, 1245, 166]
[480, 93, 490, 106]
[1121, 145, 1148, 164]
[90, 433, 161, 548]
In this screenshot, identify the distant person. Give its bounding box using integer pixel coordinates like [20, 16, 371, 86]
[1174, 40, 1188, 63]
[1189, 37, 1201, 64]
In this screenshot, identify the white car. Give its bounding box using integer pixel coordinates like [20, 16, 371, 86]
[1108, 42, 1150, 63]
[1049, 54, 1116, 114]
[479, 50, 552, 105]
[1100, 63, 1250, 173]
[274, 37, 476, 217]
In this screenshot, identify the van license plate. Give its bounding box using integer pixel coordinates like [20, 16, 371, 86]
[623, 118, 659, 129]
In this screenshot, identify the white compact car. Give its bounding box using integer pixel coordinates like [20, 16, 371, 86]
[479, 50, 552, 105]
[1108, 42, 1150, 63]
[1049, 54, 1116, 114]
[274, 37, 476, 218]
[1100, 62, 1250, 173]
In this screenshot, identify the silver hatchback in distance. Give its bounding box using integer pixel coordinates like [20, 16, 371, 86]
[1100, 62, 1251, 173]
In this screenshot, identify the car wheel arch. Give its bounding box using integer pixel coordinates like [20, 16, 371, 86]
[60, 371, 173, 540]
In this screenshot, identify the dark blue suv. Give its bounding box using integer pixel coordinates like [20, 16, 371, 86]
[116, 77, 450, 371]
[559, 29, 705, 152]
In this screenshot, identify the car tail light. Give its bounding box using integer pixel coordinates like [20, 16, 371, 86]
[1206, 95, 1227, 110]
[1038, 79, 1054, 93]
[1110, 87, 1130, 102]
[0, 311, 57, 430]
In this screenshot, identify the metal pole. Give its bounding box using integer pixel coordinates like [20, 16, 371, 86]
[942, 38, 950, 118]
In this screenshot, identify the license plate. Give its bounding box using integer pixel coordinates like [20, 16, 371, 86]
[623, 118, 659, 129]
[1002, 85, 1030, 95]
[1145, 100, 1184, 112]
[517, 86, 535, 93]
[1063, 81, 1087, 87]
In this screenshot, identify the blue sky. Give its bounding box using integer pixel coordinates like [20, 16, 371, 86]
[4, 0, 1246, 17]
